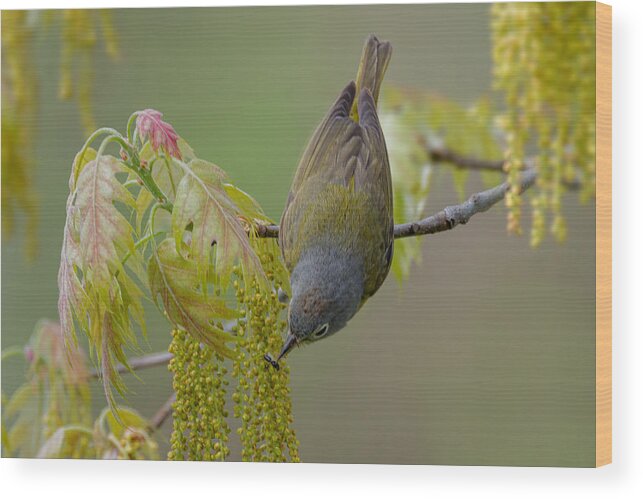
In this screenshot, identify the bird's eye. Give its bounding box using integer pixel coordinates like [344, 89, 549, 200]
[312, 323, 329, 339]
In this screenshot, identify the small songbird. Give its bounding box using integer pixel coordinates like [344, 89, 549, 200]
[270, 35, 394, 365]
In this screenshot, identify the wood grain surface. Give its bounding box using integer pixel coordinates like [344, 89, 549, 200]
[595, 1, 612, 468]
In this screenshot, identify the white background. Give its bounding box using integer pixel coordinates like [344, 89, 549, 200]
[0, 0, 640, 497]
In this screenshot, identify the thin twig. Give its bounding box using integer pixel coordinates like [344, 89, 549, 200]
[149, 392, 176, 432]
[256, 223, 280, 238]
[254, 146, 582, 239]
[428, 145, 581, 189]
[393, 168, 537, 238]
[429, 146, 506, 171]
[90, 351, 173, 378]
[253, 168, 529, 239]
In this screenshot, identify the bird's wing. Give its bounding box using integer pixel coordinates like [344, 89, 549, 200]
[280, 84, 394, 300]
[353, 88, 394, 298]
[280, 81, 365, 263]
[286, 80, 361, 196]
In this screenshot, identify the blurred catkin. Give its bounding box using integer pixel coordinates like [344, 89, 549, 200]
[492, 2, 596, 245]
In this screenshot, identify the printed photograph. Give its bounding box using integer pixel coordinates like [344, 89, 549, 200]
[2, 2, 599, 465]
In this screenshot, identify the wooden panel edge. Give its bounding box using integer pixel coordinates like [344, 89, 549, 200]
[595, 1, 612, 468]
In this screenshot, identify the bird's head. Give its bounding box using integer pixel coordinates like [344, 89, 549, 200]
[275, 247, 364, 361]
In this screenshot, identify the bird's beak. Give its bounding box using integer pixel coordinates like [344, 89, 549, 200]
[277, 332, 298, 361]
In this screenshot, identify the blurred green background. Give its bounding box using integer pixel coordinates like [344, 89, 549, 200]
[1, 4, 595, 465]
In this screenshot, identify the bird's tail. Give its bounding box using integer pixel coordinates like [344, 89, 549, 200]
[351, 34, 392, 120]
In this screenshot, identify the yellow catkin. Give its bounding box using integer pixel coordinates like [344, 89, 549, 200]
[168, 329, 231, 461]
[168, 239, 300, 462]
[233, 243, 300, 463]
[2, 10, 120, 258]
[1, 11, 39, 260]
[492, 3, 596, 244]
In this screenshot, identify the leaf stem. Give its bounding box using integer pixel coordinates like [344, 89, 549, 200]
[1, 346, 25, 362]
[148, 203, 164, 238]
[137, 166, 174, 213]
[96, 134, 131, 163]
[126, 111, 139, 144]
[121, 231, 166, 266]
[74, 128, 124, 184]
[110, 134, 174, 214]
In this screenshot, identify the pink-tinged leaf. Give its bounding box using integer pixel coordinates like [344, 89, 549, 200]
[7, 320, 93, 458]
[27, 320, 89, 386]
[171, 159, 267, 293]
[57, 155, 146, 412]
[135, 109, 182, 159]
[148, 238, 239, 357]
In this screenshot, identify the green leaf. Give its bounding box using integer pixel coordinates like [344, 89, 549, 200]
[7, 420, 31, 454]
[96, 406, 147, 438]
[36, 426, 94, 459]
[95, 406, 159, 460]
[171, 159, 266, 292]
[57, 155, 147, 414]
[149, 238, 238, 357]
[381, 108, 433, 282]
[5, 384, 35, 419]
[71, 146, 97, 191]
[224, 184, 269, 224]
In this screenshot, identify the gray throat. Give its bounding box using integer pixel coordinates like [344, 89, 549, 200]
[290, 245, 365, 334]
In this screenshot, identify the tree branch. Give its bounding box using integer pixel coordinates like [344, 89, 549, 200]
[428, 145, 581, 189]
[253, 146, 584, 240]
[149, 392, 176, 432]
[90, 351, 173, 378]
[393, 168, 537, 238]
[256, 223, 280, 238]
[428, 145, 506, 171]
[255, 157, 537, 240]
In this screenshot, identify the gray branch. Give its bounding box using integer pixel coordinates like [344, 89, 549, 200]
[149, 392, 176, 432]
[428, 145, 581, 189]
[393, 168, 537, 238]
[428, 146, 506, 171]
[254, 150, 542, 240]
[90, 351, 173, 378]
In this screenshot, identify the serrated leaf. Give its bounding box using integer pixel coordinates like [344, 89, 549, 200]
[71, 147, 97, 191]
[381, 108, 433, 282]
[177, 137, 196, 161]
[98, 406, 148, 438]
[1, 421, 11, 457]
[95, 406, 159, 459]
[225, 184, 291, 295]
[8, 420, 31, 453]
[136, 109, 182, 159]
[5, 384, 35, 419]
[74, 156, 137, 283]
[149, 238, 238, 357]
[37, 426, 94, 459]
[224, 184, 269, 224]
[36, 427, 66, 458]
[57, 155, 147, 414]
[171, 159, 266, 292]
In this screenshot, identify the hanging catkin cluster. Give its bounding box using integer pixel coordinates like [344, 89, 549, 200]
[232, 240, 300, 462]
[168, 329, 231, 461]
[492, 2, 596, 245]
[1, 11, 39, 260]
[59, 10, 120, 134]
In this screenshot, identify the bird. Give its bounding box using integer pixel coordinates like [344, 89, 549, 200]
[267, 35, 394, 367]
